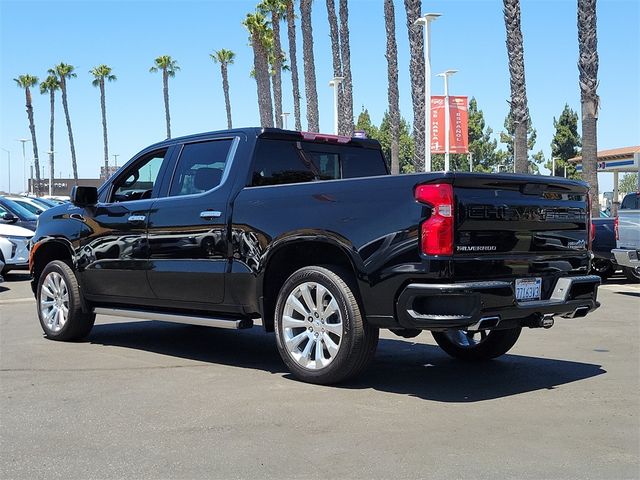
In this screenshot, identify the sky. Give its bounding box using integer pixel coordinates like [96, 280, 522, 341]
[1, 0, 639, 194]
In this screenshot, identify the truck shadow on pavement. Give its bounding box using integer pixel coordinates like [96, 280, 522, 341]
[88, 321, 605, 403]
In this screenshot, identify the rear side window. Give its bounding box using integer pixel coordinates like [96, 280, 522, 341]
[620, 193, 639, 210]
[250, 139, 388, 187]
[170, 139, 233, 196]
[251, 140, 315, 186]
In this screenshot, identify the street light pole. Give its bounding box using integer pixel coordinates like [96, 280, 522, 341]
[0, 149, 10, 194]
[414, 13, 441, 172]
[437, 69, 458, 171]
[17, 139, 30, 193]
[328, 77, 344, 135]
[113, 154, 119, 168]
[281, 112, 290, 130]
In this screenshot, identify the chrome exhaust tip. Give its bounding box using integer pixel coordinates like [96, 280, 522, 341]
[467, 316, 501, 331]
[541, 315, 554, 329]
[561, 306, 591, 319]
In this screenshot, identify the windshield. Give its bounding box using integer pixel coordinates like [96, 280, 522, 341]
[11, 199, 43, 215]
[30, 197, 57, 208]
[0, 197, 39, 220]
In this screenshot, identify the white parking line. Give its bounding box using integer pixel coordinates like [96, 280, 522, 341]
[0, 297, 34, 305]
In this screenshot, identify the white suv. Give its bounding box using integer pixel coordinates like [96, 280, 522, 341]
[0, 223, 34, 274]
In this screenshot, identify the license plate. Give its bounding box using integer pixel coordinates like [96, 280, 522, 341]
[515, 277, 542, 302]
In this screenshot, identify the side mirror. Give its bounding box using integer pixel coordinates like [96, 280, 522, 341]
[1, 212, 18, 223]
[71, 186, 98, 207]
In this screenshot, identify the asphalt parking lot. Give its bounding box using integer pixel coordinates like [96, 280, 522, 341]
[1, 273, 638, 479]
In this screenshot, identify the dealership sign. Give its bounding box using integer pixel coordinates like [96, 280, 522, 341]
[430, 95, 469, 154]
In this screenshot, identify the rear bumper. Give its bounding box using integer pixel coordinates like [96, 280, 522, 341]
[612, 249, 640, 269]
[396, 275, 600, 330]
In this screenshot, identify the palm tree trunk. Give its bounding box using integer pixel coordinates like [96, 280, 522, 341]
[404, 0, 425, 171]
[49, 89, 55, 190]
[300, 0, 319, 132]
[99, 79, 109, 173]
[286, 1, 302, 131]
[163, 69, 172, 139]
[221, 63, 233, 129]
[503, 0, 529, 173]
[385, 0, 400, 174]
[25, 86, 41, 192]
[272, 10, 283, 129]
[326, 0, 344, 134]
[578, 0, 600, 217]
[60, 79, 78, 182]
[252, 32, 274, 128]
[338, 0, 353, 136]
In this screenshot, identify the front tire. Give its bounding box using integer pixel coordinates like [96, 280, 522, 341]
[37, 260, 95, 341]
[274, 266, 378, 384]
[622, 266, 640, 283]
[432, 327, 521, 361]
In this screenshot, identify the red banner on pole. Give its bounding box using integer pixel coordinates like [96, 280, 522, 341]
[430, 95, 468, 154]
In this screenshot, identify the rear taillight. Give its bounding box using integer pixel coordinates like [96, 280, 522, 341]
[614, 216, 619, 240]
[415, 184, 454, 256]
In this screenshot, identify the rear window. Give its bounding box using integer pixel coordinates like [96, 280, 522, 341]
[250, 139, 387, 187]
[620, 193, 639, 210]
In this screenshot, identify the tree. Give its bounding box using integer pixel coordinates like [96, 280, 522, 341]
[51, 62, 79, 181]
[149, 55, 180, 139]
[545, 104, 581, 178]
[404, 0, 425, 171]
[14, 74, 41, 192]
[384, 0, 400, 174]
[300, 0, 319, 132]
[259, 0, 286, 128]
[326, 0, 344, 133]
[244, 12, 274, 128]
[355, 108, 379, 140]
[500, 109, 542, 173]
[40, 75, 60, 190]
[90, 65, 117, 174]
[465, 97, 504, 173]
[338, 0, 354, 135]
[378, 112, 415, 174]
[578, 0, 600, 216]
[618, 173, 638, 194]
[211, 49, 236, 129]
[285, 0, 302, 131]
[503, 0, 529, 173]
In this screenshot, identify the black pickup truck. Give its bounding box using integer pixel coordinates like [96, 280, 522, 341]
[29, 128, 600, 384]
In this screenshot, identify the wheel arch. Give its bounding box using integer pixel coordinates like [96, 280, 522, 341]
[258, 236, 365, 332]
[30, 239, 75, 293]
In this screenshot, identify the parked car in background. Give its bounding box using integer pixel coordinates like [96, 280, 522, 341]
[28, 196, 60, 209]
[590, 217, 617, 280]
[5, 196, 48, 216]
[0, 223, 33, 274]
[0, 196, 38, 230]
[613, 192, 640, 282]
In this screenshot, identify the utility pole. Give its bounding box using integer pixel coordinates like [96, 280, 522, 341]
[437, 69, 458, 171]
[17, 139, 30, 193]
[329, 77, 344, 135]
[113, 154, 119, 168]
[281, 112, 290, 130]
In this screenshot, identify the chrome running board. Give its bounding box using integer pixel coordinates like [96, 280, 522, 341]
[94, 307, 253, 329]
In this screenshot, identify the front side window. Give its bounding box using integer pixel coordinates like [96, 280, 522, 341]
[169, 139, 233, 197]
[111, 150, 167, 202]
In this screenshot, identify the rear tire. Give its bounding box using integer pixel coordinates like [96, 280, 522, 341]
[622, 266, 640, 283]
[274, 265, 378, 385]
[590, 258, 615, 281]
[432, 327, 521, 361]
[37, 260, 95, 341]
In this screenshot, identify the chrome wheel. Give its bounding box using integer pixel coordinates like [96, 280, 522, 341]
[282, 281, 343, 370]
[39, 271, 69, 333]
[444, 329, 490, 348]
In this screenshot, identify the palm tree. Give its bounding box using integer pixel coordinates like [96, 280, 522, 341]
[51, 63, 78, 181]
[259, 0, 286, 128]
[211, 49, 236, 129]
[90, 65, 117, 174]
[39, 75, 59, 190]
[578, 0, 600, 216]
[338, 0, 353, 135]
[285, 0, 302, 131]
[150, 55, 180, 139]
[403, 0, 425, 170]
[326, 0, 343, 134]
[384, 0, 400, 174]
[503, 0, 529, 173]
[300, 0, 319, 132]
[244, 12, 274, 128]
[14, 74, 41, 192]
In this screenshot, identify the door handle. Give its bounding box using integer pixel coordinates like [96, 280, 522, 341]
[127, 215, 146, 223]
[200, 210, 222, 220]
